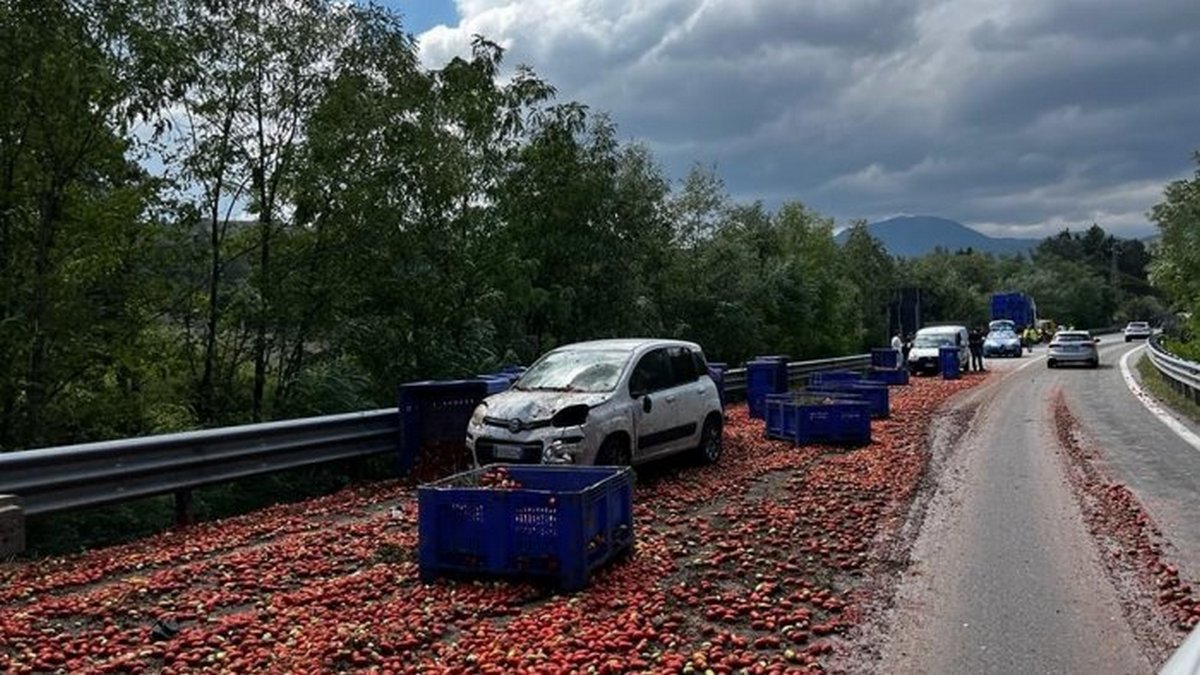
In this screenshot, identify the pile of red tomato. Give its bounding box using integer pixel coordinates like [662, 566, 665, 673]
[0, 376, 980, 673]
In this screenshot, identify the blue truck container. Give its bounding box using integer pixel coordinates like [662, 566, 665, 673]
[990, 292, 1037, 328]
[418, 465, 634, 591]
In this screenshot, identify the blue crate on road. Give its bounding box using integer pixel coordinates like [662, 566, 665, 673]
[765, 393, 871, 446]
[806, 381, 889, 418]
[809, 370, 863, 386]
[397, 380, 490, 475]
[707, 362, 728, 408]
[865, 367, 910, 386]
[747, 359, 790, 419]
[418, 465, 634, 591]
[939, 346, 961, 380]
[871, 348, 900, 369]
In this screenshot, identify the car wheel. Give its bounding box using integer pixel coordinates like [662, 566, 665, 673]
[1047, 359, 1056, 369]
[694, 415, 723, 464]
[596, 434, 631, 466]
[1090, 359, 1099, 368]
[1125, 337, 1131, 342]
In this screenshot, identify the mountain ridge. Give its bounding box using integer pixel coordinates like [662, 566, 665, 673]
[836, 215, 1040, 257]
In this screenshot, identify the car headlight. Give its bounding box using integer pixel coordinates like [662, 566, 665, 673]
[469, 403, 487, 427]
[543, 436, 586, 463]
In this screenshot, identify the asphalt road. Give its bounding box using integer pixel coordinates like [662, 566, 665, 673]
[878, 336, 1200, 674]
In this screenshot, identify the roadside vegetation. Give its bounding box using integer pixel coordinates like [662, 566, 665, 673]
[1136, 354, 1200, 425]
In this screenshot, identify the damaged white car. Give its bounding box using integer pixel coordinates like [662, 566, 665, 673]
[466, 339, 724, 467]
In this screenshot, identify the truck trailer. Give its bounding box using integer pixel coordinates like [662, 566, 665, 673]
[990, 292, 1037, 329]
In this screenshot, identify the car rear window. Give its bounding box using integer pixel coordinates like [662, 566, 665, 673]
[1056, 334, 1090, 342]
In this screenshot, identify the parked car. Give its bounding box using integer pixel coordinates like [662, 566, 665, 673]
[983, 329, 1023, 358]
[1047, 330, 1100, 368]
[466, 339, 724, 467]
[1123, 321, 1152, 342]
[907, 325, 970, 375]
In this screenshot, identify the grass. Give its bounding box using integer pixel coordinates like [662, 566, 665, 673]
[1135, 352, 1200, 425]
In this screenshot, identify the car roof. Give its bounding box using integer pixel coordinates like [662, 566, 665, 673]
[1054, 330, 1091, 338]
[552, 338, 702, 353]
[917, 325, 966, 333]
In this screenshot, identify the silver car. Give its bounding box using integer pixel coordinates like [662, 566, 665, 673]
[1047, 330, 1100, 368]
[983, 329, 1023, 358]
[466, 339, 724, 467]
[1123, 321, 1152, 341]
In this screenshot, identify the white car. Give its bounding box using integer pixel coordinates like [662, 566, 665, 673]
[466, 339, 724, 467]
[907, 325, 971, 374]
[1123, 321, 1152, 341]
[1047, 331, 1100, 368]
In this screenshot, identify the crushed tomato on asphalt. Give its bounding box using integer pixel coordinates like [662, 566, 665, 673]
[0, 375, 984, 674]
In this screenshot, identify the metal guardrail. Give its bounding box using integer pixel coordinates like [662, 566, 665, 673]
[0, 353, 872, 526]
[0, 409, 399, 518]
[722, 353, 872, 395]
[1147, 334, 1200, 403]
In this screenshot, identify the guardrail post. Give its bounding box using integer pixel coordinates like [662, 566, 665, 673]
[174, 489, 194, 526]
[0, 494, 25, 556]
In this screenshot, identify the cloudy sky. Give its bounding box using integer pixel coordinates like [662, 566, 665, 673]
[383, 0, 1200, 238]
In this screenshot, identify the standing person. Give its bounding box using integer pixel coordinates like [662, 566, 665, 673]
[902, 333, 913, 365]
[891, 332, 903, 367]
[968, 326, 985, 372]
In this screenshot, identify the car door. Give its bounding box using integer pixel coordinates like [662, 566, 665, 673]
[667, 346, 707, 449]
[628, 347, 682, 460]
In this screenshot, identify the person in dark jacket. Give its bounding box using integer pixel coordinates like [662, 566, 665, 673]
[968, 326, 985, 372]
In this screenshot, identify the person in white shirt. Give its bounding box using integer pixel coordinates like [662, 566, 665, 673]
[891, 333, 903, 364]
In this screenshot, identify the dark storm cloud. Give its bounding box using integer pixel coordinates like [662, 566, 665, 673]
[420, 0, 1200, 237]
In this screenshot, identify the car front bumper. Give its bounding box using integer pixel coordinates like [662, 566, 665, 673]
[466, 422, 599, 466]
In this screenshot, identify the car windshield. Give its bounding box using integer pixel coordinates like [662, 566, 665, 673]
[987, 331, 1016, 340]
[1129, 322, 1148, 329]
[914, 334, 957, 348]
[514, 349, 629, 393]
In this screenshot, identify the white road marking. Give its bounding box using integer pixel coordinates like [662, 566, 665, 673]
[1011, 351, 1047, 373]
[1119, 345, 1200, 452]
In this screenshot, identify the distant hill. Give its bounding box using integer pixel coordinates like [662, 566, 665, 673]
[835, 216, 1040, 257]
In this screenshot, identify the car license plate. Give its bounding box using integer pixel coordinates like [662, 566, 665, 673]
[493, 444, 524, 460]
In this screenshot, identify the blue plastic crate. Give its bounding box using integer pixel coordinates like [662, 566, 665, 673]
[417, 465, 634, 591]
[765, 394, 871, 446]
[809, 370, 863, 386]
[871, 348, 900, 369]
[806, 381, 889, 418]
[939, 346, 961, 380]
[397, 380, 490, 475]
[707, 362, 728, 408]
[865, 367, 910, 386]
[747, 359, 790, 419]
[476, 374, 516, 395]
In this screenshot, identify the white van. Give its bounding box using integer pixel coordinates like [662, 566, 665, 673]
[907, 325, 970, 375]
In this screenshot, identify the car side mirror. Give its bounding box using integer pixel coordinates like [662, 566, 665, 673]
[642, 396, 653, 413]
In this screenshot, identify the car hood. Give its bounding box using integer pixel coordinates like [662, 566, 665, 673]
[482, 389, 610, 422]
[909, 346, 949, 359]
